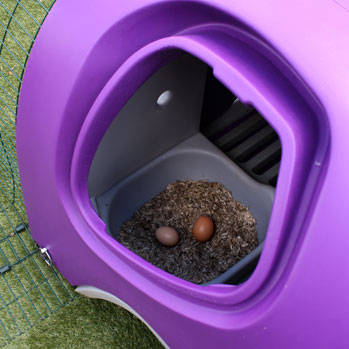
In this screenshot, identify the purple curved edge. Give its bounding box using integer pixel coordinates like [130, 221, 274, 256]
[16, 0, 349, 348]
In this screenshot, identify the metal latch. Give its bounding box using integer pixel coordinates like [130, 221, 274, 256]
[40, 247, 53, 267]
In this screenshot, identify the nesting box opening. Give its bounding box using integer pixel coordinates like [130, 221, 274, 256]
[88, 52, 280, 285]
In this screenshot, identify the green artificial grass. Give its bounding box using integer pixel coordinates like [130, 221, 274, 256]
[0, 201, 163, 348]
[6, 297, 163, 349]
[0, 1, 163, 347]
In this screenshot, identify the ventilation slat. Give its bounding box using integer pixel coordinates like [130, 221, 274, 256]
[200, 83, 281, 187]
[202, 100, 252, 139]
[213, 113, 267, 152]
[248, 140, 281, 174]
[227, 126, 278, 162]
[256, 162, 280, 185]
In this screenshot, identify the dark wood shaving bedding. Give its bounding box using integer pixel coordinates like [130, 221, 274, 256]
[117, 180, 258, 284]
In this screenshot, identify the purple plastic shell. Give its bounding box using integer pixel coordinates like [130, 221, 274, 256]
[16, 0, 349, 348]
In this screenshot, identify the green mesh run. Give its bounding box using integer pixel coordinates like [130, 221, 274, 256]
[0, 0, 76, 345]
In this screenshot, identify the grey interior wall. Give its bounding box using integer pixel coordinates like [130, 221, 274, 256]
[88, 54, 208, 198]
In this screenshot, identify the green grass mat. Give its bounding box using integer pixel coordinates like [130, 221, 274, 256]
[5, 297, 163, 349]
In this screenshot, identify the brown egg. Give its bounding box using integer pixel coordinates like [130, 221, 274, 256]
[155, 226, 179, 247]
[192, 216, 214, 242]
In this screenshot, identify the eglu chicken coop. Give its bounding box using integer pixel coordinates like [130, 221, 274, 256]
[1, 0, 348, 347]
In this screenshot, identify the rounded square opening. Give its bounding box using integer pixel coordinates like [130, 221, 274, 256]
[88, 53, 280, 285]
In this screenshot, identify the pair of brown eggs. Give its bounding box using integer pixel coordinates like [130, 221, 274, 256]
[155, 216, 215, 247]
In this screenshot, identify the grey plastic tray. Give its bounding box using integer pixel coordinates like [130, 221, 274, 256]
[93, 133, 274, 284]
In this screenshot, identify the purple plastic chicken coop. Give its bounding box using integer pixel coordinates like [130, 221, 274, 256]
[16, 0, 349, 347]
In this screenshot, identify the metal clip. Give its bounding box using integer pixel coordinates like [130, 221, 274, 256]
[40, 247, 53, 267]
